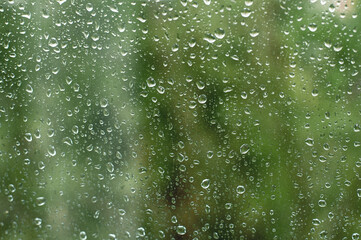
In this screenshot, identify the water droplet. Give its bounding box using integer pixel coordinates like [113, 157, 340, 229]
[25, 133, 32, 142]
[305, 138, 314, 146]
[204, 33, 216, 43]
[171, 43, 179, 52]
[48, 145, 56, 156]
[201, 179, 210, 189]
[198, 94, 207, 104]
[352, 233, 360, 240]
[176, 225, 187, 235]
[215, 28, 225, 39]
[48, 38, 58, 48]
[312, 218, 321, 226]
[312, 88, 319, 96]
[79, 231, 87, 240]
[196, 81, 205, 90]
[34, 217, 42, 226]
[329, 4, 335, 12]
[318, 199, 327, 207]
[354, 124, 360, 132]
[236, 185, 246, 194]
[36, 197, 46, 207]
[85, 3, 93, 12]
[203, 0, 211, 5]
[38, 161, 45, 170]
[146, 77, 156, 88]
[63, 137, 73, 146]
[245, 0, 253, 6]
[26, 84, 33, 93]
[250, 29, 259, 37]
[357, 189, 361, 198]
[333, 44, 343, 52]
[241, 8, 252, 18]
[308, 23, 317, 32]
[100, 98, 108, 108]
[106, 162, 114, 173]
[137, 227, 145, 237]
[240, 144, 250, 154]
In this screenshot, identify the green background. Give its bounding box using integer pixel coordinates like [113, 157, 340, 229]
[0, 0, 360, 239]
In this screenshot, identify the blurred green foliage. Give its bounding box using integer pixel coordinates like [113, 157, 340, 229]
[1, 0, 361, 239]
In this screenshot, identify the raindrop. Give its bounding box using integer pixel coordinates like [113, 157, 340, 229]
[106, 162, 114, 173]
[204, 33, 216, 43]
[250, 29, 259, 37]
[333, 44, 343, 52]
[48, 145, 56, 156]
[215, 28, 225, 39]
[36, 197, 46, 207]
[201, 179, 210, 189]
[240, 144, 250, 154]
[241, 8, 252, 18]
[176, 225, 187, 235]
[137, 227, 145, 237]
[146, 77, 156, 88]
[48, 38, 58, 48]
[198, 94, 207, 104]
[203, 0, 211, 5]
[85, 3, 93, 12]
[312, 219, 321, 226]
[25, 133, 32, 142]
[100, 98, 108, 108]
[305, 138, 314, 146]
[79, 231, 87, 240]
[236, 185, 246, 194]
[318, 200, 327, 207]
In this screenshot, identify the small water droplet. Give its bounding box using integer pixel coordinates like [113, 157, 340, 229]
[333, 44, 343, 52]
[236, 185, 246, 194]
[201, 179, 210, 189]
[305, 138, 314, 146]
[203, 0, 211, 5]
[146, 77, 156, 88]
[137, 227, 145, 237]
[106, 162, 114, 173]
[63, 137, 73, 146]
[48, 145, 56, 156]
[312, 218, 321, 226]
[25, 133, 32, 142]
[318, 199, 327, 207]
[85, 3, 93, 12]
[240, 144, 250, 154]
[48, 38, 58, 48]
[357, 189, 361, 198]
[241, 8, 252, 18]
[100, 98, 108, 108]
[308, 23, 317, 32]
[204, 33, 216, 43]
[36, 196, 46, 207]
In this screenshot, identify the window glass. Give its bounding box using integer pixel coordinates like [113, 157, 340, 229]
[1, 0, 361, 239]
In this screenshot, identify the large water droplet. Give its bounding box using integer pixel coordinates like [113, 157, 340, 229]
[176, 225, 187, 235]
[215, 28, 225, 39]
